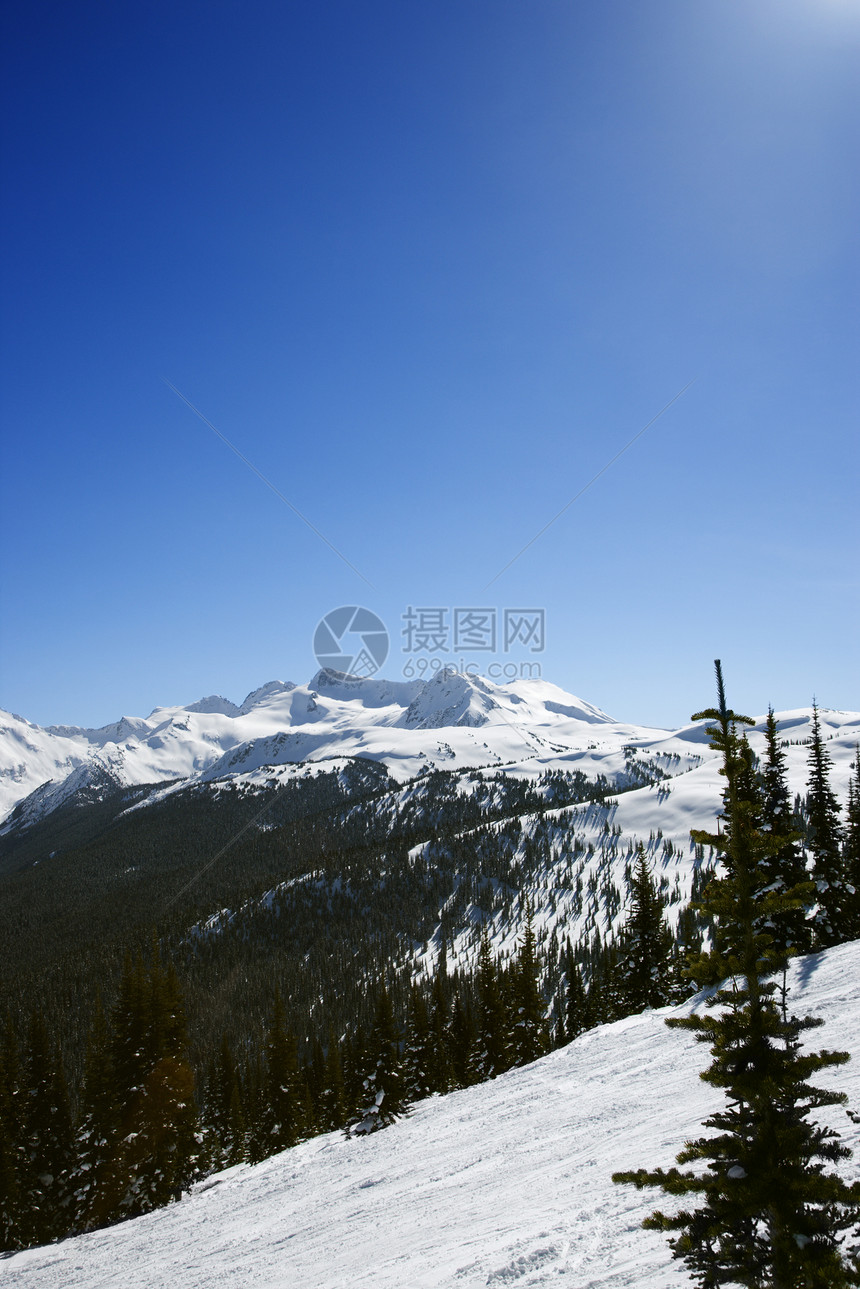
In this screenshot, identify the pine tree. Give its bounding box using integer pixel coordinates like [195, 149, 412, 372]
[615, 845, 675, 1012]
[348, 983, 409, 1135]
[761, 706, 813, 956]
[563, 953, 589, 1041]
[614, 661, 860, 1287]
[510, 902, 549, 1066]
[263, 991, 306, 1153]
[585, 936, 622, 1026]
[448, 993, 474, 1089]
[807, 700, 848, 948]
[316, 1026, 347, 1132]
[72, 997, 114, 1230]
[90, 947, 202, 1226]
[403, 986, 432, 1102]
[0, 1015, 21, 1252]
[205, 1033, 246, 1168]
[17, 1011, 75, 1246]
[841, 747, 860, 942]
[426, 972, 455, 1094]
[467, 928, 511, 1082]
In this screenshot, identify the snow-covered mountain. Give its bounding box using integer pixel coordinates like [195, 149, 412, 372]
[0, 669, 628, 828]
[2, 671, 857, 855]
[7, 938, 860, 1289]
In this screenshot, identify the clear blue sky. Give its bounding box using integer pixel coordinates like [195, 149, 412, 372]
[1, 0, 858, 730]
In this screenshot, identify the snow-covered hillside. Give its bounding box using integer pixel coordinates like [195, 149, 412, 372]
[2, 669, 857, 840]
[7, 940, 860, 1289]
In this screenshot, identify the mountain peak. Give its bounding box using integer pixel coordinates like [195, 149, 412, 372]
[238, 681, 297, 714]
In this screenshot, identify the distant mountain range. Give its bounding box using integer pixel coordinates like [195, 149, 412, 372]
[2, 669, 857, 876]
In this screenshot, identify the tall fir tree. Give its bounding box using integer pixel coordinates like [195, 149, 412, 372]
[841, 747, 860, 941]
[205, 1033, 246, 1169]
[71, 997, 114, 1231]
[263, 991, 307, 1153]
[563, 951, 589, 1041]
[448, 993, 475, 1089]
[89, 947, 202, 1227]
[467, 928, 511, 1082]
[760, 706, 813, 956]
[403, 986, 433, 1102]
[0, 1015, 21, 1252]
[615, 845, 675, 1012]
[807, 700, 848, 948]
[426, 972, 455, 1095]
[510, 902, 549, 1066]
[17, 1011, 75, 1247]
[348, 982, 409, 1135]
[615, 661, 860, 1287]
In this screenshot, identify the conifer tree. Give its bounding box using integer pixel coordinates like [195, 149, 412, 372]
[615, 845, 675, 1012]
[403, 986, 432, 1102]
[206, 1033, 245, 1168]
[467, 928, 511, 1081]
[72, 997, 114, 1230]
[242, 1050, 267, 1164]
[448, 993, 475, 1089]
[263, 991, 306, 1152]
[614, 661, 860, 1287]
[316, 1026, 346, 1132]
[510, 902, 549, 1066]
[348, 983, 409, 1135]
[807, 700, 847, 948]
[17, 1011, 75, 1246]
[585, 936, 622, 1026]
[760, 706, 814, 957]
[563, 953, 589, 1041]
[0, 1015, 21, 1252]
[427, 973, 455, 1094]
[841, 747, 860, 942]
[91, 947, 202, 1226]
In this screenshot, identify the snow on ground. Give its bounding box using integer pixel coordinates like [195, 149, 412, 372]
[7, 940, 860, 1289]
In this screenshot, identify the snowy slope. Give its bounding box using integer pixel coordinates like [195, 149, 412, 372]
[7, 940, 860, 1289]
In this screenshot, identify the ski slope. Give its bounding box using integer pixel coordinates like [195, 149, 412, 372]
[7, 940, 860, 1289]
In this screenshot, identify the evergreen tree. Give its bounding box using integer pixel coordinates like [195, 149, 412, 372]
[205, 1033, 245, 1168]
[448, 993, 475, 1089]
[761, 706, 813, 956]
[615, 661, 860, 1287]
[807, 700, 848, 948]
[241, 1050, 268, 1165]
[842, 747, 860, 941]
[426, 973, 455, 1094]
[90, 947, 202, 1226]
[615, 845, 675, 1012]
[72, 997, 114, 1230]
[563, 953, 589, 1041]
[585, 936, 622, 1026]
[17, 1011, 75, 1246]
[403, 986, 433, 1102]
[316, 1026, 347, 1132]
[263, 991, 306, 1153]
[510, 903, 549, 1066]
[348, 983, 409, 1135]
[467, 928, 511, 1082]
[0, 1016, 21, 1252]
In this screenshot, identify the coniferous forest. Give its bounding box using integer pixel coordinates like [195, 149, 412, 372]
[1, 687, 860, 1259]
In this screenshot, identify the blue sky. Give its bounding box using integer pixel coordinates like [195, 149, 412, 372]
[1, 0, 858, 730]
